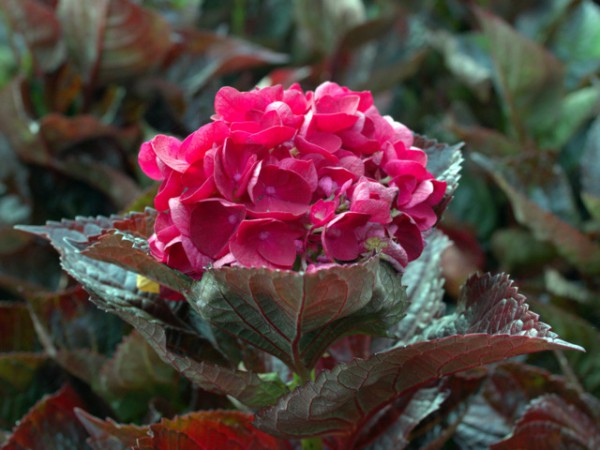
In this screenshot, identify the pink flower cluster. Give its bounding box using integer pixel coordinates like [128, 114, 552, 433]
[139, 82, 446, 277]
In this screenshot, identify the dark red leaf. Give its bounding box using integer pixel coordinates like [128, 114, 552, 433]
[192, 257, 406, 374]
[1, 385, 90, 450]
[255, 273, 581, 439]
[491, 394, 600, 450]
[75, 408, 147, 450]
[141, 411, 292, 450]
[57, 0, 172, 84]
[0, 0, 65, 72]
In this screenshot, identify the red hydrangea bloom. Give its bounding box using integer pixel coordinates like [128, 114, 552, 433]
[139, 82, 447, 277]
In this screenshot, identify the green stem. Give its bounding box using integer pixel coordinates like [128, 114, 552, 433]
[301, 437, 324, 450]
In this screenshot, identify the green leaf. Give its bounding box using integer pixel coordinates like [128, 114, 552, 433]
[539, 85, 600, 150]
[190, 257, 406, 375]
[550, 0, 600, 88]
[476, 8, 564, 141]
[82, 230, 192, 294]
[581, 116, 600, 222]
[57, 0, 172, 85]
[255, 273, 581, 439]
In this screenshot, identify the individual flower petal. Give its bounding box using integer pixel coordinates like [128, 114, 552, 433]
[230, 219, 304, 268]
[322, 212, 371, 261]
[390, 214, 424, 262]
[248, 163, 312, 218]
[350, 178, 398, 224]
[170, 197, 246, 259]
[181, 121, 229, 165]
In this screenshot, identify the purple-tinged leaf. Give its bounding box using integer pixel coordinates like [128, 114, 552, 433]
[82, 230, 191, 294]
[392, 231, 448, 343]
[255, 273, 582, 440]
[491, 394, 600, 450]
[191, 257, 406, 374]
[76, 408, 146, 450]
[122, 313, 287, 409]
[18, 209, 193, 294]
[455, 362, 596, 449]
[360, 387, 448, 450]
[0, 0, 66, 72]
[56, 160, 141, 211]
[474, 153, 600, 275]
[1, 385, 91, 450]
[57, 0, 172, 85]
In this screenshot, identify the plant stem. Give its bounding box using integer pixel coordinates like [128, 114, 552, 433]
[301, 437, 323, 450]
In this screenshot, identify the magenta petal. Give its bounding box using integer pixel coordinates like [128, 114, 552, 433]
[310, 199, 337, 226]
[278, 158, 318, 193]
[391, 214, 424, 261]
[154, 171, 183, 211]
[314, 113, 359, 132]
[138, 141, 163, 180]
[151, 135, 187, 173]
[182, 121, 228, 164]
[403, 204, 438, 231]
[248, 164, 312, 217]
[190, 200, 246, 258]
[404, 180, 434, 208]
[322, 212, 370, 261]
[230, 219, 301, 268]
[295, 133, 341, 162]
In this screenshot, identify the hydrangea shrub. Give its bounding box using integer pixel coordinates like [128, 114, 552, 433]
[17, 82, 584, 449]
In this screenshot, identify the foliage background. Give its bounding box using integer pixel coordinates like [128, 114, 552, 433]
[0, 0, 599, 448]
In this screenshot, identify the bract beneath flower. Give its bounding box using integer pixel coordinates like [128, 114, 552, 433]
[141, 82, 448, 277]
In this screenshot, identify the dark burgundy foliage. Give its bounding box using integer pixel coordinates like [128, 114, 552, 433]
[1, 0, 599, 449]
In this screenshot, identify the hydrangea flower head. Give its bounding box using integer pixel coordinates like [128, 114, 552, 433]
[139, 82, 446, 277]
